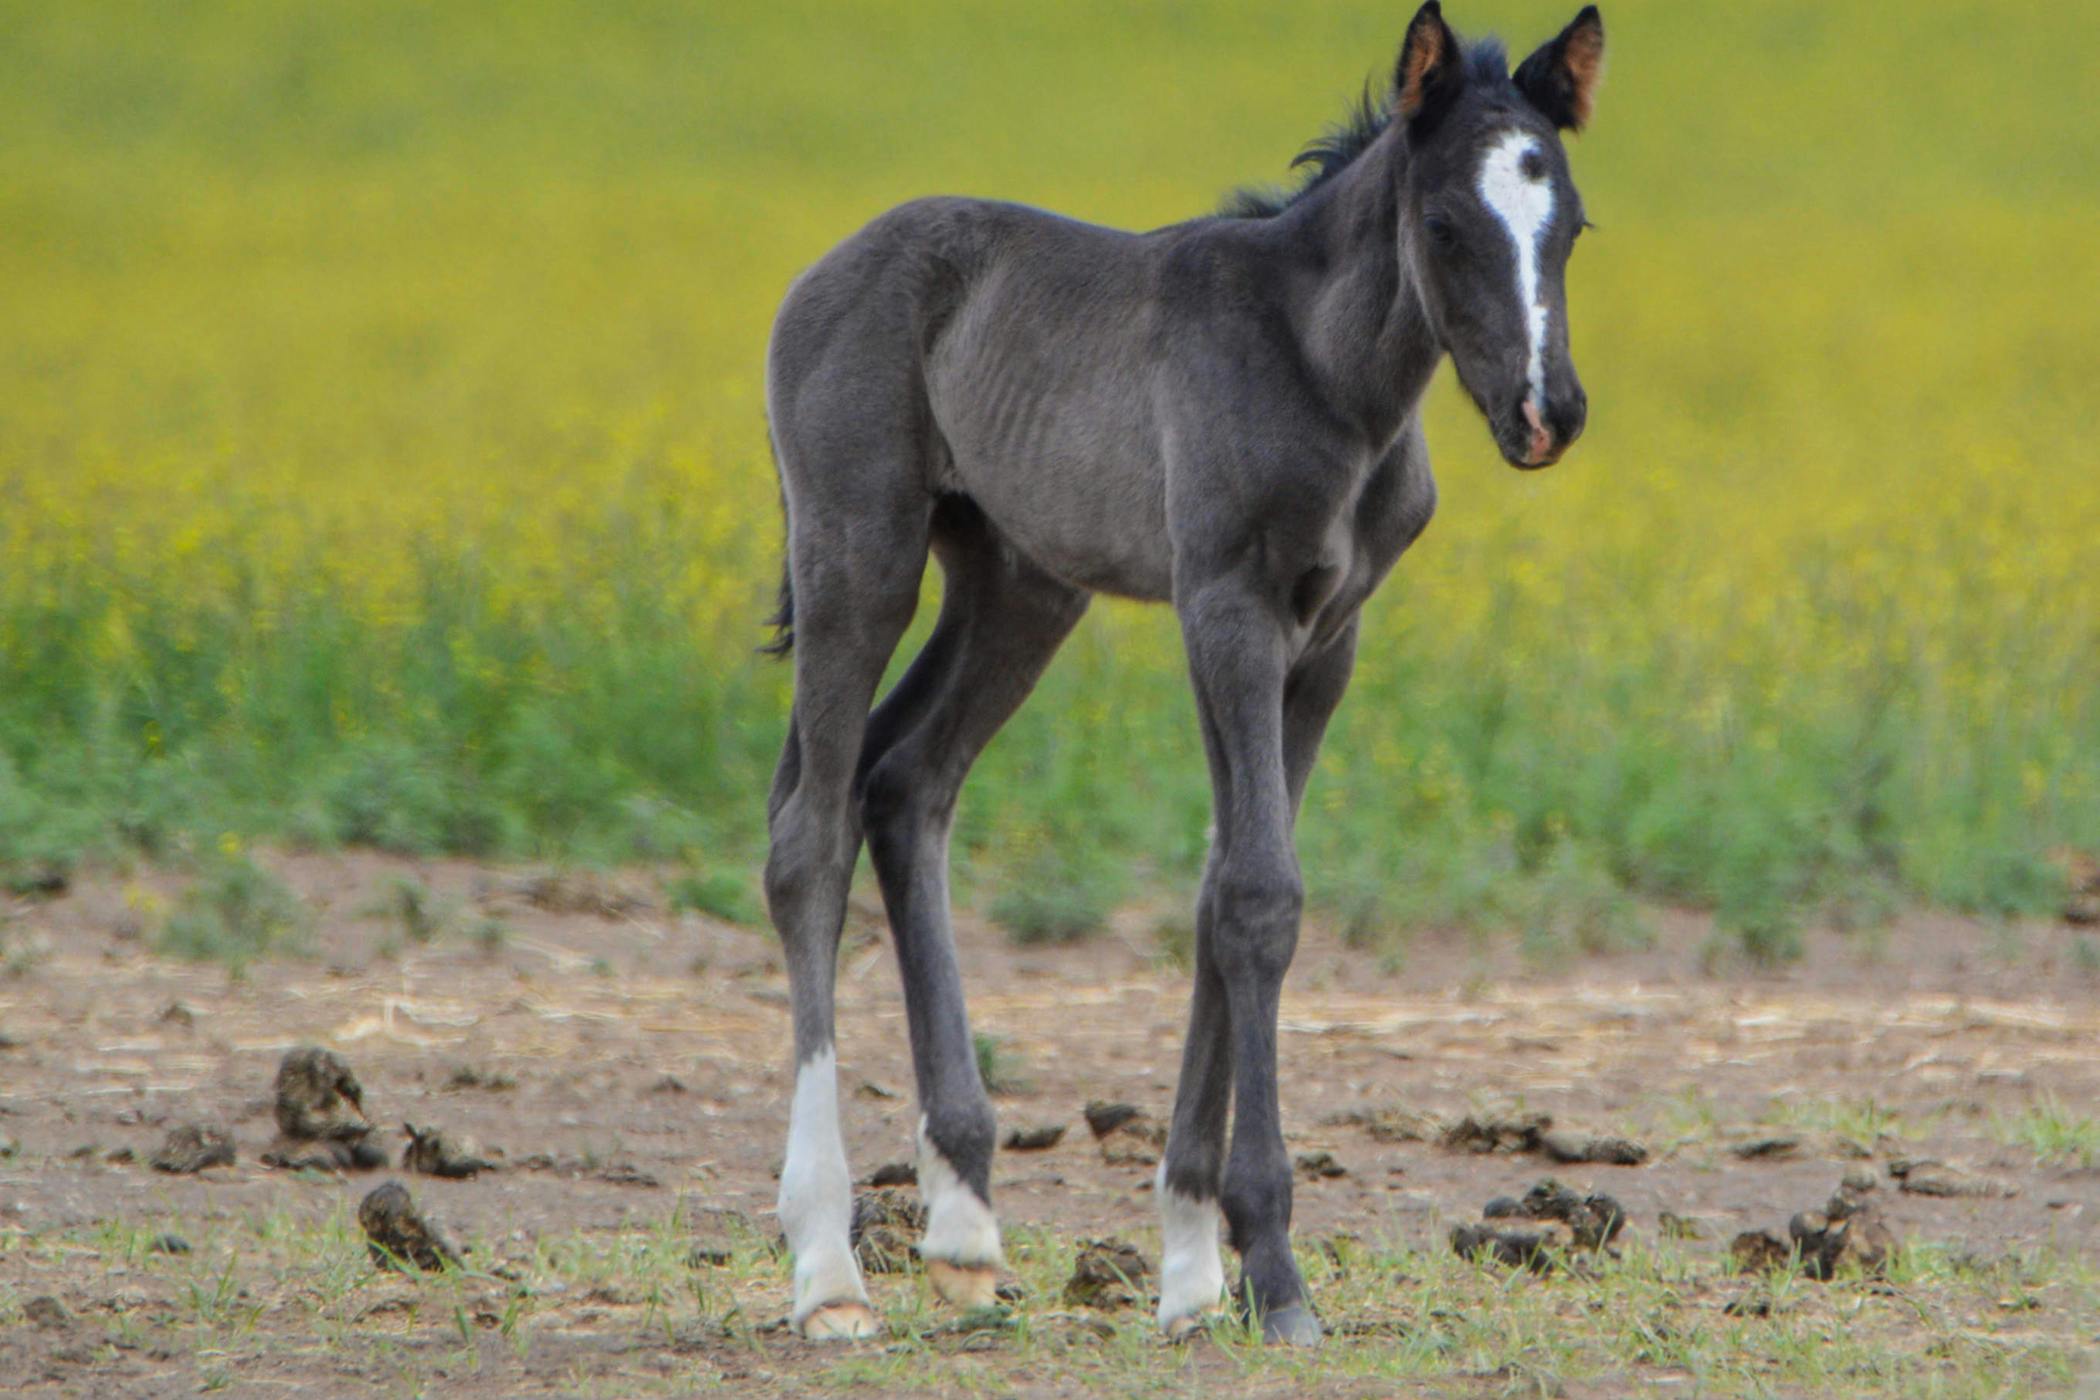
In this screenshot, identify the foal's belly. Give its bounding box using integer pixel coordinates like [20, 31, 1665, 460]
[930, 369, 1174, 601]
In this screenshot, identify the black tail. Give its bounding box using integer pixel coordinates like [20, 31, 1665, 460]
[760, 559, 795, 657]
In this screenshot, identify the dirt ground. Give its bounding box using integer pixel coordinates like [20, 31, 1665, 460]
[3, 852, 2098, 1397]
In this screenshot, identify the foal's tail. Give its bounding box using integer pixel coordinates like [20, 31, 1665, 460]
[760, 424, 795, 658]
[760, 557, 795, 658]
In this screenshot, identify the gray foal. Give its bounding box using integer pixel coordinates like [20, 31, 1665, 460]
[760, 1, 1605, 1344]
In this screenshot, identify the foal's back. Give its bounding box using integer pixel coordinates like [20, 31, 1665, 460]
[771, 195, 1283, 602]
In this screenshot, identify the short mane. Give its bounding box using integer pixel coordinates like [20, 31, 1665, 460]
[1217, 40, 1512, 220]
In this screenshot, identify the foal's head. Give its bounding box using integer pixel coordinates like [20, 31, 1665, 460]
[1395, 3, 1604, 469]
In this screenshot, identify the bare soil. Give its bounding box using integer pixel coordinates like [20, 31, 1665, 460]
[3, 852, 2098, 1396]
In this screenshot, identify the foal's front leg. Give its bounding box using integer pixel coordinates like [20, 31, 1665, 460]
[1166, 577, 1322, 1345]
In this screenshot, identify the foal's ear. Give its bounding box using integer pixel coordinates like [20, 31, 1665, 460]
[1394, 1, 1463, 125]
[1514, 6, 1605, 131]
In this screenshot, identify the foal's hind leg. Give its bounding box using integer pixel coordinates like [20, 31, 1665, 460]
[858, 516, 1088, 1307]
[766, 502, 930, 1339]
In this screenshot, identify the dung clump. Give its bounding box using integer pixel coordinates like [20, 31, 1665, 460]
[848, 1188, 925, 1275]
[1733, 1174, 1899, 1280]
[265, 1046, 383, 1170]
[358, 1179, 462, 1272]
[1453, 1179, 1627, 1270]
[402, 1122, 498, 1179]
[1083, 1101, 1167, 1166]
[149, 1123, 236, 1174]
[1063, 1238, 1152, 1309]
[274, 1047, 371, 1141]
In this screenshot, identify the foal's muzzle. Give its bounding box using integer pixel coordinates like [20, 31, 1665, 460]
[1508, 390, 1587, 470]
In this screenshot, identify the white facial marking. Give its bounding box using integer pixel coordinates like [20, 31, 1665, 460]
[778, 1048, 869, 1322]
[1154, 1161, 1226, 1330]
[1477, 130, 1557, 410]
[916, 1115, 1004, 1266]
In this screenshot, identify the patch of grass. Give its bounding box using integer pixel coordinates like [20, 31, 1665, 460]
[155, 848, 308, 975]
[973, 1031, 1029, 1096]
[666, 868, 762, 926]
[1993, 1094, 2100, 1169]
[364, 874, 453, 945]
[1763, 1096, 1914, 1150]
[988, 835, 1120, 946]
[12, 1208, 2095, 1397]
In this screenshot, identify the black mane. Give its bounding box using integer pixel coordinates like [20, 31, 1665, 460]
[1218, 40, 1512, 220]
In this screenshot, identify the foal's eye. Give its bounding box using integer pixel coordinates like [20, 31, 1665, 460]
[1424, 215, 1458, 250]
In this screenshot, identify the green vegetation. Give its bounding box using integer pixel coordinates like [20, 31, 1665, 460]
[154, 846, 309, 974]
[2, 1, 2096, 963]
[5, 1205, 2093, 1396]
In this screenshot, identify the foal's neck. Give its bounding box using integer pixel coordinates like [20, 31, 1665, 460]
[1274, 124, 1442, 449]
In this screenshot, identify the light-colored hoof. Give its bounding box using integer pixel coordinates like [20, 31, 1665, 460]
[1161, 1310, 1222, 1342]
[798, 1300, 881, 1340]
[924, 1258, 1001, 1309]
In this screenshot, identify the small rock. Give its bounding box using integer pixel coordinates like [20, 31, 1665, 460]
[150, 1123, 235, 1174]
[849, 1188, 925, 1274]
[1295, 1149, 1347, 1179]
[24, 1295, 69, 1329]
[402, 1122, 497, 1179]
[1063, 1238, 1152, 1308]
[159, 1002, 195, 1028]
[686, 1244, 734, 1268]
[1722, 1292, 1774, 1317]
[443, 1065, 516, 1092]
[1003, 1123, 1067, 1152]
[1540, 1130, 1650, 1166]
[148, 1233, 192, 1255]
[1841, 1167, 1879, 1194]
[1731, 1136, 1801, 1161]
[865, 1160, 917, 1188]
[650, 1074, 688, 1094]
[358, 1180, 462, 1272]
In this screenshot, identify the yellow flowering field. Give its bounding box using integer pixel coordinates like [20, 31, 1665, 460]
[2, 0, 2095, 953]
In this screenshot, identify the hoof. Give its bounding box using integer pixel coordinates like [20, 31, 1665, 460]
[798, 1300, 880, 1341]
[1258, 1302, 1323, 1347]
[1161, 1309, 1221, 1342]
[925, 1258, 1001, 1309]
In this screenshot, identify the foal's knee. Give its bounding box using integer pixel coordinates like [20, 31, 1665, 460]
[1208, 866, 1304, 982]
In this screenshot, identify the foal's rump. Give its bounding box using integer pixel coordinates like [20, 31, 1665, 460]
[770, 196, 1177, 601]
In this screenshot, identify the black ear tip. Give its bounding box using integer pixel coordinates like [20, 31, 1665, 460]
[1575, 5, 1602, 29]
[1416, 0, 1443, 20]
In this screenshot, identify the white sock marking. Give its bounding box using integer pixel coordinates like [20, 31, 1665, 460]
[1477, 130, 1557, 411]
[916, 1115, 1004, 1266]
[1154, 1160, 1226, 1329]
[778, 1047, 867, 1321]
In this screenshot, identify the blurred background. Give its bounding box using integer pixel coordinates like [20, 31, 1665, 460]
[3, 0, 2096, 964]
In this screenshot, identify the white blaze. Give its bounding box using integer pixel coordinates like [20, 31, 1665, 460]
[778, 1048, 868, 1322]
[1477, 130, 1556, 410]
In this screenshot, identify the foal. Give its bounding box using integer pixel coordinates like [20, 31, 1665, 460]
[761, 1, 1604, 1344]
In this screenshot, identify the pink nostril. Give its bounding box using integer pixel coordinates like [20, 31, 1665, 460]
[1522, 400, 1553, 461]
